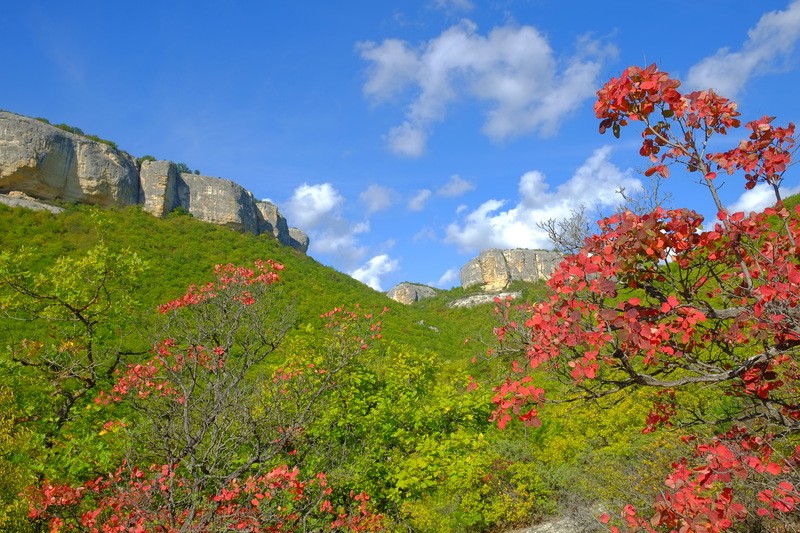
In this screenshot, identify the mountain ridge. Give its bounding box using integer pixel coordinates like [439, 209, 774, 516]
[0, 110, 308, 253]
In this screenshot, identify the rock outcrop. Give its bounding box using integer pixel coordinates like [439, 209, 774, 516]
[256, 201, 309, 253]
[447, 291, 520, 309]
[460, 249, 562, 291]
[0, 191, 64, 214]
[139, 159, 179, 217]
[0, 113, 140, 207]
[387, 283, 438, 305]
[177, 173, 261, 234]
[0, 111, 309, 253]
[287, 227, 309, 254]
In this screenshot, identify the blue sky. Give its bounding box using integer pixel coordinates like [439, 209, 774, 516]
[3, 1, 800, 291]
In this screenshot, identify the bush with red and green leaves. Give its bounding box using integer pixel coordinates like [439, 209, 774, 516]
[492, 64, 800, 531]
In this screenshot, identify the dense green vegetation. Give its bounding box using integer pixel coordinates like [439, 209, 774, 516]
[0, 203, 685, 531]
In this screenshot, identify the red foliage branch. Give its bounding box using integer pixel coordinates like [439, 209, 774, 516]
[492, 64, 800, 531]
[29, 463, 383, 532]
[29, 261, 385, 532]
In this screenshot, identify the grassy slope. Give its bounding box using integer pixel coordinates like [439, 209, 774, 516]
[0, 203, 491, 361]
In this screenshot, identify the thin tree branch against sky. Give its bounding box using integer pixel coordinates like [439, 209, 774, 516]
[2, 1, 799, 291]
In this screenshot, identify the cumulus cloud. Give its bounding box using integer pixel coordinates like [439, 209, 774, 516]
[437, 174, 474, 197]
[431, 267, 459, 289]
[360, 184, 396, 213]
[350, 254, 400, 291]
[728, 182, 800, 214]
[283, 183, 344, 228]
[408, 189, 433, 211]
[386, 122, 428, 158]
[283, 183, 368, 270]
[444, 146, 641, 252]
[360, 40, 419, 103]
[359, 21, 616, 157]
[686, 0, 800, 97]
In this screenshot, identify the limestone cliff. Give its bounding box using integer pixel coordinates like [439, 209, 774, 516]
[177, 173, 261, 234]
[0, 111, 308, 253]
[386, 283, 438, 305]
[0, 112, 140, 206]
[460, 249, 562, 291]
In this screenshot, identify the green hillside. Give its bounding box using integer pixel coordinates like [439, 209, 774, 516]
[0, 203, 496, 354]
[0, 201, 738, 531]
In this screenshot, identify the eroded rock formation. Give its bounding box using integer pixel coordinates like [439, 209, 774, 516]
[460, 249, 562, 291]
[386, 283, 438, 305]
[0, 111, 309, 253]
[0, 113, 140, 207]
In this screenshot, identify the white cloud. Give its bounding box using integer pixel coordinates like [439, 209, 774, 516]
[283, 183, 344, 228]
[350, 254, 400, 291]
[408, 189, 433, 211]
[431, 268, 459, 289]
[360, 184, 396, 213]
[686, 0, 800, 97]
[444, 146, 641, 252]
[283, 183, 368, 270]
[386, 121, 428, 158]
[728, 183, 800, 214]
[437, 174, 475, 197]
[359, 40, 419, 103]
[359, 21, 616, 157]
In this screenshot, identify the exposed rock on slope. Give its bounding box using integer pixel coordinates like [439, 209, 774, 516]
[0, 113, 140, 207]
[447, 291, 520, 309]
[0, 111, 308, 253]
[0, 191, 64, 214]
[177, 173, 261, 234]
[387, 283, 438, 304]
[139, 159, 179, 217]
[460, 249, 562, 291]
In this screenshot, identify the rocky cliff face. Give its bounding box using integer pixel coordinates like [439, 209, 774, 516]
[177, 173, 261, 234]
[460, 249, 562, 291]
[0, 113, 141, 207]
[387, 249, 561, 307]
[0, 111, 308, 253]
[386, 283, 438, 304]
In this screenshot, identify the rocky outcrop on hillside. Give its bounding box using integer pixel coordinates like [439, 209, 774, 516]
[256, 201, 309, 252]
[460, 249, 562, 291]
[177, 173, 261, 234]
[387, 283, 438, 304]
[139, 159, 179, 217]
[447, 291, 520, 309]
[0, 111, 308, 253]
[0, 113, 140, 207]
[0, 191, 64, 214]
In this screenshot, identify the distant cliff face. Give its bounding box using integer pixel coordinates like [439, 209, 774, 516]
[386, 249, 562, 307]
[386, 283, 438, 304]
[460, 249, 562, 291]
[0, 111, 308, 253]
[0, 113, 141, 207]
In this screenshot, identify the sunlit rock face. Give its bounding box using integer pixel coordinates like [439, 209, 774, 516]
[177, 173, 260, 234]
[140, 160, 180, 218]
[0, 110, 310, 253]
[460, 249, 562, 290]
[386, 282, 438, 304]
[0, 111, 140, 206]
[255, 201, 309, 253]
